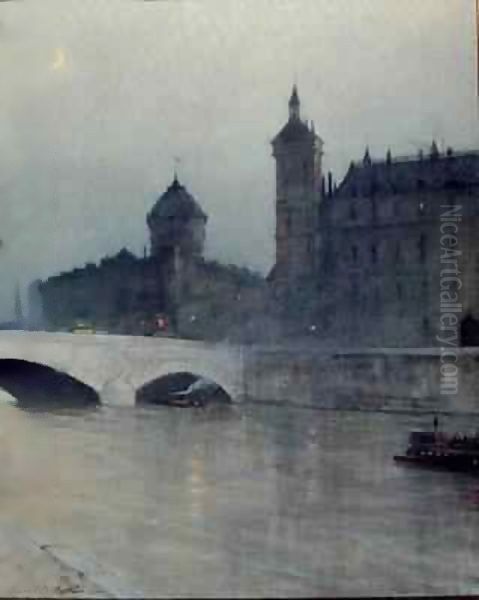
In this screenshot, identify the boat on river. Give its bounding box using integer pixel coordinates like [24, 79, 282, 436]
[394, 428, 479, 472]
[165, 378, 222, 408]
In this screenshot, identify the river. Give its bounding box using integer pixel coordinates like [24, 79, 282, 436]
[1, 394, 479, 597]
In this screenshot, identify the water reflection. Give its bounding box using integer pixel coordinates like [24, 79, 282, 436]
[0, 399, 479, 596]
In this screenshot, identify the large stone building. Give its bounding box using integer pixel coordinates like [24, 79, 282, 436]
[38, 175, 266, 341]
[269, 87, 479, 346]
[269, 85, 323, 296]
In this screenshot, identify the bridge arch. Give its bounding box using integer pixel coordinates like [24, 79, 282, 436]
[136, 371, 233, 406]
[0, 359, 100, 408]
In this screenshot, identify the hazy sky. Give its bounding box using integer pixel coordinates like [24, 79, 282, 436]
[0, 0, 477, 319]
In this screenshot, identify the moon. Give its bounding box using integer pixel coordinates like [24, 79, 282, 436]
[51, 48, 67, 72]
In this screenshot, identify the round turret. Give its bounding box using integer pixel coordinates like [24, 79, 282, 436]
[147, 176, 207, 258]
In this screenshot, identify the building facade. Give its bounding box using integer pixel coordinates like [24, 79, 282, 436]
[38, 176, 266, 341]
[269, 86, 323, 303]
[269, 87, 479, 346]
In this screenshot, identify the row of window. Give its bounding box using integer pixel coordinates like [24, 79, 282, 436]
[347, 234, 427, 266]
[335, 198, 430, 224]
[348, 279, 429, 304]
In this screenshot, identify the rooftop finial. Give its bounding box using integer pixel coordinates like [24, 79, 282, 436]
[363, 146, 372, 165]
[173, 156, 182, 184]
[289, 85, 300, 121]
[430, 140, 439, 160]
[14, 282, 23, 325]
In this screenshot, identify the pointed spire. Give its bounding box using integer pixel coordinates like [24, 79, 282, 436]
[430, 140, 439, 160]
[173, 156, 181, 185]
[386, 149, 392, 165]
[288, 85, 300, 121]
[363, 147, 372, 166]
[14, 283, 23, 325]
[311, 120, 315, 134]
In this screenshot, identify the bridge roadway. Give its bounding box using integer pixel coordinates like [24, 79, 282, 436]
[0, 331, 246, 406]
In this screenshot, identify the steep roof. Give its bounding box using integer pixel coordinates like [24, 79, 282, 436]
[336, 148, 479, 197]
[148, 176, 207, 221]
[273, 119, 316, 145]
[272, 85, 321, 146]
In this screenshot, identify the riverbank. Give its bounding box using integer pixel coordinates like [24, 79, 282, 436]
[0, 525, 109, 598]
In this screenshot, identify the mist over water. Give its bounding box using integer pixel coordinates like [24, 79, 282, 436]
[0, 392, 100, 538]
[0, 393, 479, 596]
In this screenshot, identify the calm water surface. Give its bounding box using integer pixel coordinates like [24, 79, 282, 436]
[3, 399, 479, 597]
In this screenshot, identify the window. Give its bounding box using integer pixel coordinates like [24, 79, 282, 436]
[352, 245, 358, 263]
[419, 234, 427, 263]
[371, 245, 377, 264]
[286, 212, 292, 233]
[303, 161, 308, 181]
[422, 280, 428, 298]
[422, 317, 430, 334]
[395, 242, 401, 263]
[373, 286, 381, 309]
[351, 282, 359, 302]
[350, 204, 357, 221]
[396, 282, 403, 301]
[307, 238, 314, 256]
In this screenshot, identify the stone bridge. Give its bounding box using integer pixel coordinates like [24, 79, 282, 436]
[2, 331, 479, 414]
[0, 331, 246, 406]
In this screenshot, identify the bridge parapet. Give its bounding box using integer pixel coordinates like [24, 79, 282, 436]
[0, 332, 246, 406]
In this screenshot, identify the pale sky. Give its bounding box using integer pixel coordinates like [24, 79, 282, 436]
[0, 0, 477, 319]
